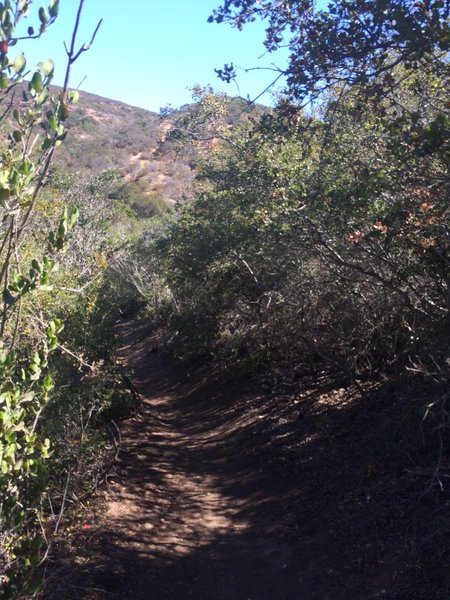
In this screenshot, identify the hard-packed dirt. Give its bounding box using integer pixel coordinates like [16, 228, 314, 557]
[43, 320, 450, 599]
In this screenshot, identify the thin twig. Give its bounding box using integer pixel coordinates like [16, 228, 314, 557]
[63, 0, 102, 93]
[54, 470, 71, 534]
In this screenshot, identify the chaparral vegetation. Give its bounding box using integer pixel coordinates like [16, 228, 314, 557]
[0, 1, 449, 598]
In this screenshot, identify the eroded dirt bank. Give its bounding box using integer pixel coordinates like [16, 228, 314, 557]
[44, 320, 449, 600]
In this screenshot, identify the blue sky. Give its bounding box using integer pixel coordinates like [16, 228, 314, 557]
[15, 0, 290, 112]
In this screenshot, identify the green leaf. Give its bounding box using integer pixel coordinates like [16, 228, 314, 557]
[12, 53, 26, 74]
[0, 73, 7, 88]
[29, 71, 43, 93]
[42, 375, 54, 391]
[12, 130, 22, 143]
[18, 160, 32, 175]
[13, 108, 22, 124]
[49, 0, 59, 18]
[40, 58, 54, 77]
[37, 89, 49, 105]
[67, 90, 79, 104]
[69, 206, 79, 228]
[58, 219, 67, 237]
[31, 259, 41, 272]
[29, 365, 41, 381]
[42, 136, 52, 150]
[39, 7, 47, 24]
[21, 391, 35, 403]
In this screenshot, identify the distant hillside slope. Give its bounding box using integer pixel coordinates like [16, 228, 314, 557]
[45, 88, 263, 205]
[53, 90, 193, 204]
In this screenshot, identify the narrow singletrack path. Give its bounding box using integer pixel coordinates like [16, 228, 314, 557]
[53, 320, 435, 600]
[74, 320, 305, 599]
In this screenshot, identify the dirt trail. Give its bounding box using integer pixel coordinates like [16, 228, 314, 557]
[69, 320, 306, 600]
[50, 320, 447, 600]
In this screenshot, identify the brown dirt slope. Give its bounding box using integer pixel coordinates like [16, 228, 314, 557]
[45, 320, 450, 600]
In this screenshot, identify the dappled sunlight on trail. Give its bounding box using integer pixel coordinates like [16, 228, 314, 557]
[45, 319, 445, 600]
[64, 319, 301, 599]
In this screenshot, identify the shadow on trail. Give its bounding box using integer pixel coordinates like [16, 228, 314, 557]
[49, 320, 450, 600]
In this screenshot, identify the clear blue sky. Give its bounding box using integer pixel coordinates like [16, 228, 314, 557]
[15, 0, 289, 112]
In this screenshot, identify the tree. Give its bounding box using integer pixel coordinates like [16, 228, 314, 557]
[210, 0, 450, 101]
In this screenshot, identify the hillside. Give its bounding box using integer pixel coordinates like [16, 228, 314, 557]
[47, 88, 262, 206]
[53, 89, 193, 204]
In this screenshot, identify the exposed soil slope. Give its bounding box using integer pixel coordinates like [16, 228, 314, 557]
[45, 320, 449, 600]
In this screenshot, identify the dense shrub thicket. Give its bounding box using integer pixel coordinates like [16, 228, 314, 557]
[141, 2, 449, 394]
[157, 80, 449, 378]
[0, 3, 134, 597]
